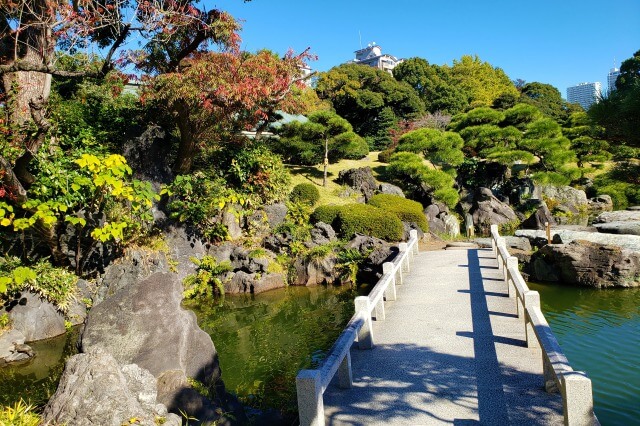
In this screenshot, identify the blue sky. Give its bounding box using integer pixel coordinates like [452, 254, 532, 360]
[207, 0, 640, 99]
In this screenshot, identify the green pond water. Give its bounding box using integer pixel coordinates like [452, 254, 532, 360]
[529, 282, 640, 426]
[0, 327, 79, 407]
[185, 285, 357, 413]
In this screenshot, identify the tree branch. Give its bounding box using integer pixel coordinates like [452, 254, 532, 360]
[0, 61, 103, 78]
[0, 156, 28, 205]
[100, 23, 131, 76]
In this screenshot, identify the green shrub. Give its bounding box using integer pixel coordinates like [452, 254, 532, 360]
[310, 205, 342, 225]
[377, 148, 395, 163]
[368, 194, 428, 232]
[334, 204, 404, 241]
[289, 183, 320, 206]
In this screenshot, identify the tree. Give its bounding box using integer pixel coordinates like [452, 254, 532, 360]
[273, 110, 368, 186]
[519, 82, 579, 124]
[396, 128, 464, 170]
[316, 63, 424, 149]
[393, 57, 470, 114]
[445, 55, 519, 108]
[615, 49, 640, 92]
[144, 49, 310, 173]
[563, 112, 610, 167]
[1, 0, 241, 200]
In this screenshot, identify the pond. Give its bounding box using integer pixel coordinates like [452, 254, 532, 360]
[529, 282, 640, 425]
[0, 327, 79, 407]
[185, 285, 356, 414]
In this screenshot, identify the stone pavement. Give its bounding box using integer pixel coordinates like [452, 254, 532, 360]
[323, 248, 564, 425]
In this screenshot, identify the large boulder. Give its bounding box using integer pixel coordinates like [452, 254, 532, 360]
[94, 249, 169, 306]
[378, 183, 405, 198]
[263, 203, 288, 229]
[468, 187, 518, 235]
[81, 273, 237, 422]
[521, 200, 556, 230]
[337, 167, 378, 202]
[310, 222, 337, 245]
[123, 124, 174, 185]
[424, 202, 460, 237]
[344, 234, 397, 284]
[528, 240, 640, 288]
[163, 225, 207, 281]
[588, 195, 613, 214]
[292, 255, 339, 286]
[593, 222, 640, 236]
[43, 347, 180, 426]
[224, 271, 285, 294]
[540, 185, 589, 214]
[593, 210, 640, 224]
[3, 291, 65, 342]
[515, 229, 640, 252]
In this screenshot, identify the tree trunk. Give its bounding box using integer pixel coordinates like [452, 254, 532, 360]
[173, 104, 198, 174]
[1, 0, 54, 186]
[323, 137, 329, 187]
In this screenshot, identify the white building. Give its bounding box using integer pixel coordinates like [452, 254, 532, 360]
[351, 43, 403, 74]
[607, 67, 620, 94]
[567, 82, 602, 110]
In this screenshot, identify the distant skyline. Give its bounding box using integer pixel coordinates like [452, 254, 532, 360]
[207, 0, 640, 100]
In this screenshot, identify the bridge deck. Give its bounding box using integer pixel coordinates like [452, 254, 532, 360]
[323, 248, 564, 425]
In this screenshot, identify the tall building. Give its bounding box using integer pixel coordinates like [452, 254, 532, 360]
[351, 43, 403, 74]
[607, 67, 620, 94]
[567, 82, 602, 110]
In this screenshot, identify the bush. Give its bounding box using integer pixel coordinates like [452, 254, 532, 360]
[289, 183, 320, 206]
[310, 205, 343, 225]
[368, 194, 428, 232]
[378, 148, 395, 163]
[334, 204, 404, 241]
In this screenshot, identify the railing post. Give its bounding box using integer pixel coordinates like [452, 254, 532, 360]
[561, 371, 595, 426]
[506, 257, 518, 297]
[374, 298, 386, 321]
[524, 291, 541, 349]
[337, 351, 353, 389]
[383, 262, 396, 301]
[490, 224, 499, 255]
[399, 242, 409, 272]
[355, 296, 374, 349]
[496, 237, 506, 268]
[296, 369, 324, 426]
[543, 354, 558, 393]
[409, 229, 419, 255]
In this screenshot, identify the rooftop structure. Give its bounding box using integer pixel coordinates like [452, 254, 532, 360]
[351, 43, 403, 74]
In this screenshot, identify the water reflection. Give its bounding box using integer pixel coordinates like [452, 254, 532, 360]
[185, 285, 356, 413]
[529, 283, 640, 426]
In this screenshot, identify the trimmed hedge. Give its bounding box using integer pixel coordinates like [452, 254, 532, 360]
[311, 203, 404, 241]
[335, 204, 404, 241]
[290, 183, 320, 206]
[368, 193, 429, 232]
[311, 205, 342, 225]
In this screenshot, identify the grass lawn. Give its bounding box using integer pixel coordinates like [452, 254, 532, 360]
[286, 152, 386, 205]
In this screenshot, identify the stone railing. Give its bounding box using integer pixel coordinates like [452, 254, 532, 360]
[296, 230, 420, 426]
[490, 225, 598, 426]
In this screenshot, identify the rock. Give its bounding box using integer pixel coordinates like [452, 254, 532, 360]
[337, 167, 378, 201]
[628, 206, 640, 211]
[81, 273, 233, 421]
[222, 209, 243, 240]
[491, 236, 532, 252]
[528, 240, 640, 288]
[469, 187, 518, 235]
[424, 203, 460, 237]
[263, 203, 288, 229]
[94, 249, 169, 306]
[540, 185, 589, 214]
[43, 347, 180, 426]
[65, 279, 92, 326]
[310, 222, 337, 245]
[225, 271, 285, 294]
[588, 195, 613, 213]
[208, 241, 237, 264]
[402, 222, 424, 241]
[163, 225, 207, 281]
[378, 183, 405, 197]
[345, 234, 397, 284]
[594, 221, 640, 236]
[4, 291, 65, 342]
[521, 200, 556, 230]
[515, 229, 640, 252]
[123, 124, 174, 185]
[245, 209, 269, 236]
[593, 210, 640, 224]
[0, 329, 34, 365]
[262, 231, 293, 254]
[292, 255, 339, 286]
